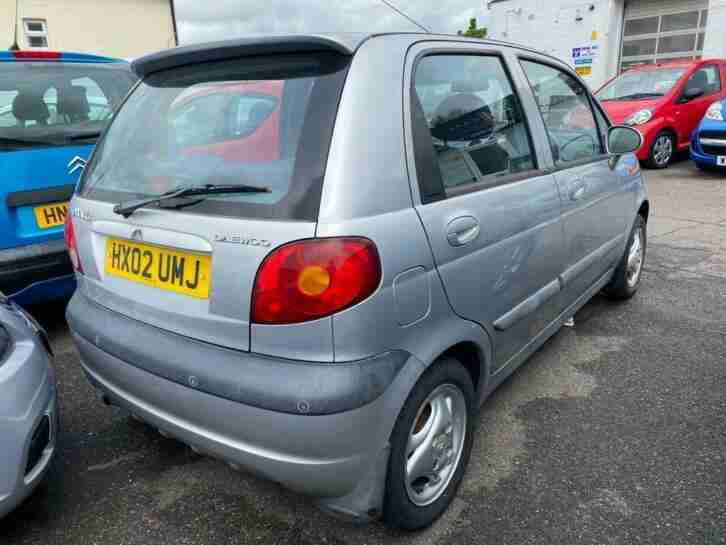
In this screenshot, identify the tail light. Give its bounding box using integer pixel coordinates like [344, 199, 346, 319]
[64, 214, 83, 274]
[252, 238, 381, 325]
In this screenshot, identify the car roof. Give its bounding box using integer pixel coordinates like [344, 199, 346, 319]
[131, 32, 568, 79]
[0, 50, 126, 64]
[622, 58, 726, 73]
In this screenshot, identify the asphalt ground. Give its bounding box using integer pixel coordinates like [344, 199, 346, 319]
[1, 159, 725, 545]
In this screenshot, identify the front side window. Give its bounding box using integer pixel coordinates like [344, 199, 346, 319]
[412, 54, 536, 195]
[0, 62, 136, 150]
[684, 65, 721, 96]
[521, 61, 603, 166]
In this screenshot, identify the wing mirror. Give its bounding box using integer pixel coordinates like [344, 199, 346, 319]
[607, 125, 643, 155]
[681, 86, 705, 102]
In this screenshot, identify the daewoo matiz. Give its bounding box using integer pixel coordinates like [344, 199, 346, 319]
[66, 34, 648, 529]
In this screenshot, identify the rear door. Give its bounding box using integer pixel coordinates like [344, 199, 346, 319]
[675, 64, 722, 145]
[0, 60, 135, 253]
[406, 44, 567, 373]
[519, 58, 631, 303]
[71, 52, 350, 358]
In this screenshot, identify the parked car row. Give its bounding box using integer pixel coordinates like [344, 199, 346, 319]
[597, 58, 726, 170]
[4, 31, 722, 530]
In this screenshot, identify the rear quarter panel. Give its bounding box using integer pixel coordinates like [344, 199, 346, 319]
[318, 35, 493, 383]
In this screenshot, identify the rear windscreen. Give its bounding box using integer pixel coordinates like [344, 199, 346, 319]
[0, 62, 137, 151]
[79, 53, 351, 221]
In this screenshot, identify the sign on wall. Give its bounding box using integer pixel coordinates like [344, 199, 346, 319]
[572, 43, 599, 78]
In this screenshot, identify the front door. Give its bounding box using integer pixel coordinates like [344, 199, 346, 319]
[675, 64, 723, 147]
[520, 60, 632, 302]
[409, 51, 566, 373]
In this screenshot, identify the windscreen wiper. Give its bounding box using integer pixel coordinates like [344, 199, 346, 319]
[113, 183, 271, 218]
[613, 92, 664, 101]
[0, 136, 60, 149]
[66, 130, 103, 142]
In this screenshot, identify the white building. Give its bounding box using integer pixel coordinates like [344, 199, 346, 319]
[1, 0, 177, 59]
[487, 0, 726, 89]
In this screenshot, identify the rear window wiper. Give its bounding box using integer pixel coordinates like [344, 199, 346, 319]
[113, 183, 271, 218]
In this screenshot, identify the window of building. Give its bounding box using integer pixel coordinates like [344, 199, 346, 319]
[23, 19, 49, 48]
[620, 8, 708, 72]
[412, 55, 536, 196]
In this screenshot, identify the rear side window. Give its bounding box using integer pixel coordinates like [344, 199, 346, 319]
[412, 54, 536, 199]
[0, 62, 136, 148]
[521, 60, 604, 166]
[79, 53, 350, 221]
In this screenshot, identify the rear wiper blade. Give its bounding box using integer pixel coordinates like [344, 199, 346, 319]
[113, 183, 271, 218]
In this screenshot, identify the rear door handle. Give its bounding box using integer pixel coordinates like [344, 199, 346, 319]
[446, 216, 480, 247]
[569, 181, 587, 201]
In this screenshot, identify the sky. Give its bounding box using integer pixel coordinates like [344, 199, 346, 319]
[174, 0, 489, 44]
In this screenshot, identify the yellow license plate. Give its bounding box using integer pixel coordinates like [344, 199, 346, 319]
[34, 202, 69, 229]
[105, 238, 212, 299]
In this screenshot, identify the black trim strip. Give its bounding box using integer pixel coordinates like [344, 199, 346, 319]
[6, 185, 75, 208]
[559, 234, 624, 288]
[494, 278, 560, 331]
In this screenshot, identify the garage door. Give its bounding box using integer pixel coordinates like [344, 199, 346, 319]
[621, 0, 709, 71]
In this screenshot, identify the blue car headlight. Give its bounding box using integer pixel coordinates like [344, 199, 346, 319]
[705, 101, 724, 121]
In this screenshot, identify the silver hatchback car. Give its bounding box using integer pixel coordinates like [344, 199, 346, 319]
[66, 33, 647, 529]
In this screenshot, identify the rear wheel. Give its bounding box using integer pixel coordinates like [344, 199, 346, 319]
[646, 131, 674, 169]
[383, 358, 475, 530]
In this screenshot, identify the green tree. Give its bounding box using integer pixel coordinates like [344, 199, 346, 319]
[458, 17, 487, 39]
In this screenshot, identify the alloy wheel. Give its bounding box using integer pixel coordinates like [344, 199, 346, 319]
[404, 383, 467, 507]
[626, 226, 645, 288]
[653, 135, 673, 167]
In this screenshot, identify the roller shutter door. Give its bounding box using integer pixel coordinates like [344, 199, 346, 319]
[621, 0, 709, 71]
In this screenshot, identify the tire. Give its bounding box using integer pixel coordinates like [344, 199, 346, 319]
[645, 131, 675, 169]
[604, 215, 647, 300]
[383, 358, 475, 530]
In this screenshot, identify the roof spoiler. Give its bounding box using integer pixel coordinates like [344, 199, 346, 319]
[131, 35, 357, 79]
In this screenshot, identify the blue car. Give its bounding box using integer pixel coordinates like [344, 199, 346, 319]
[0, 50, 136, 305]
[690, 98, 726, 171]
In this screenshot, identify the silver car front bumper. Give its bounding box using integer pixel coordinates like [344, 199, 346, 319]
[0, 304, 58, 519]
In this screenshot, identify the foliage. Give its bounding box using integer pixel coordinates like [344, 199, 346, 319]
[458, 18, 487, 39]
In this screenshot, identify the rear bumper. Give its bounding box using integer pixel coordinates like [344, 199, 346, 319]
[0, 310, 58, 519]
[0, 240, 74, 300]
[67, 292, 424, 514]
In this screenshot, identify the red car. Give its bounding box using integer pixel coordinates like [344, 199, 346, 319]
[172, 80, 283, 163]
[597, 59, 726, 168]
